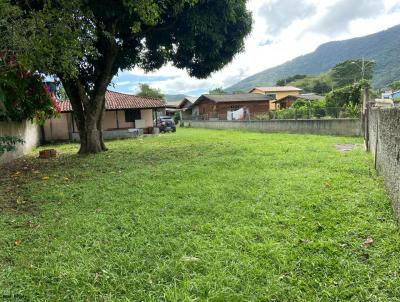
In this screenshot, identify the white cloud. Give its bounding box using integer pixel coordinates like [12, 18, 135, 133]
[308, 0, 385, 35]
[114, 0, 400, 96]
[115, 81, 131, 86]
[259, 0, 316, 35]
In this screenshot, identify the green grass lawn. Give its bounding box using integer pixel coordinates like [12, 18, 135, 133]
[1, 128, 399, 301]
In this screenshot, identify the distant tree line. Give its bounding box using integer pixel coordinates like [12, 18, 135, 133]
[209, 87, 226, 94]
[276, 75, 307, 86]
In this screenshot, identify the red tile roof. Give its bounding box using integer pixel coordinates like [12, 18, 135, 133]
[58, 90, 165, 112]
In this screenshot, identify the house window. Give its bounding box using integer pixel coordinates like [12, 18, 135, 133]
[265, 93, 276, 99]
[125, 109, 141, 122]
[230, 105, 240, 111]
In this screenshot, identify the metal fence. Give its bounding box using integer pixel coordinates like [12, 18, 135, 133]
[192, 107, 360, 121]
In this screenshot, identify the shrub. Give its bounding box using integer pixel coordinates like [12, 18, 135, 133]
[292, 99, 309, 109]
[325, 80, 369, 109]
[274, 108, 297, 119]
[344, 102, 360, 118]
[0, 136, 24, 154]
[312, 99, 327, 118]
[313, 81, 331, 94]
[173, 112, 181, 124]
[0, 55, 60, 124]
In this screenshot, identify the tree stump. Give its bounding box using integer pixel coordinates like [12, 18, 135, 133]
[39, 149, 57, 159]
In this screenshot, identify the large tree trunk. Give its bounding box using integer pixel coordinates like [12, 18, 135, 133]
[72, 94, 108, 154]
[60, 27, 117, 154]
[97, 95, 108, 152]
[77, 114, 105, 154]
[76, 93, 108, 154]
[62, 79, 109, 154]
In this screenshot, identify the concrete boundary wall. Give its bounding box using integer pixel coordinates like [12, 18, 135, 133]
[0, 120, 40, 164]
[71, 129, 144, 141]
[184, 119, 362, 137]
[368, 108, 400, 219]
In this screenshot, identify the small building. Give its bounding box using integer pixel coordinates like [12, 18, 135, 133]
[381, 89, 393, 99]
[165, 97, 196, 119]
[44, 90, 165, 141]
[273, 93, 324, 110]
[190, 93, 273, 120]
[392, 90, 400, 99]
[177, 97, 196, 120]
[381, 89, 400, 100]
[165, 101, 181, 116]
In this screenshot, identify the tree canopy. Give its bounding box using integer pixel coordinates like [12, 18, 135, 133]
[0, 0, 88, 120]
[312, 80, 331, 94]
[209, 87, 226, 94]
[137, 84, 164, 100]
[1, 0, 94, 78]
[325, 80, 370, 109]
[276, 75, 307, 86]
[331, 59, 375, 87]
[389, 80, 400, 91]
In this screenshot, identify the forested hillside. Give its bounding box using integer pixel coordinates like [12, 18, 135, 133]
[227, 25, 400, 91]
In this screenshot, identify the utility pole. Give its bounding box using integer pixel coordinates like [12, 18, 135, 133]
[349, 57, 374, 150]
[351, 57, 374, 81]
[361, 57, 365, 79]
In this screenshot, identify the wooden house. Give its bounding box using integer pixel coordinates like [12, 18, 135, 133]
[190, 93, 273, 120]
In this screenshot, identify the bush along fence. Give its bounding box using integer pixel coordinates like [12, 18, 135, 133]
[368, 107, 400, 220]
[192, 107, 359, 122]
[257, 107, 359, 120]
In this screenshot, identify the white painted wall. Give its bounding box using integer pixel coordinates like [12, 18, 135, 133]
[0, 120, 40, 164]
[141, 109, 154, 127]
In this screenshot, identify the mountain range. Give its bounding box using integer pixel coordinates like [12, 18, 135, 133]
[226, 24, 400, 92]
[164, 94, 188, 102]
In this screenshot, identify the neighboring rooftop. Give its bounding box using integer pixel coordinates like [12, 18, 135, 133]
[272, 93, 324, 103]
[177, 97, 196, 110]
[249, 86, 303, 93]
[298, 93, 324, 100]
[166, 97, 197, 108]
[181, 96, 197, 103]
[165, 101, 182, 108]
[194, 93, 274, 105]
[58, 91, 165, 112]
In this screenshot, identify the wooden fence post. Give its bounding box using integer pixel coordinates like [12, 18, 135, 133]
[363, 86, 370, 151]
[374, 116, 379, 170]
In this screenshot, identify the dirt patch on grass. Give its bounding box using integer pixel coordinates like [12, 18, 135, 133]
[334, 144, 356, 152]
[0, 158, 44, 215]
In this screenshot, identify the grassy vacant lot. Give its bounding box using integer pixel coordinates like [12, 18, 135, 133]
[1, 129, 399, 301]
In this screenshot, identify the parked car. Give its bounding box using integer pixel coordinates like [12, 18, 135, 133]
[155, 116, 176, 133]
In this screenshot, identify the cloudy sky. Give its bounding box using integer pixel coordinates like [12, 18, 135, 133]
[111, 0, 400, 97]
